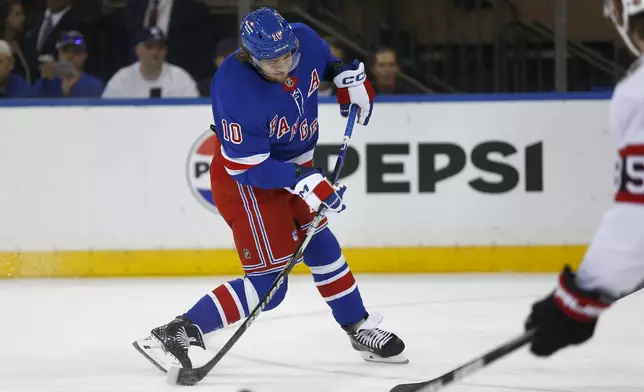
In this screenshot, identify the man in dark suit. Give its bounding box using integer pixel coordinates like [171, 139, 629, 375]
[22, 0, 91, 81]
[125, 0, 214, 81]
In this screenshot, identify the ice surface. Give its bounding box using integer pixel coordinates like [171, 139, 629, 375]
[1, 274, 642, 392]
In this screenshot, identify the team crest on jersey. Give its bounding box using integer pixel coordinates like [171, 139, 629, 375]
[186, 128, 219, 214]
[272, 116, 318, 141]
[308, 69, 320, 97]
[272, 31, 283, 41]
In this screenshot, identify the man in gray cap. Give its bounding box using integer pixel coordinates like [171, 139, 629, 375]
[34, 30, 103, 97]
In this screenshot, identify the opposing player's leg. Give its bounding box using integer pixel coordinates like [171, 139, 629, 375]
[291, 196, 407, 364]
[133, 155, 302, 371]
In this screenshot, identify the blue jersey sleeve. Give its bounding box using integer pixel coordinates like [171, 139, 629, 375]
[212, 79, 271, 175]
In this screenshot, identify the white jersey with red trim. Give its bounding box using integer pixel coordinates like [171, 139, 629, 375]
[576, 56, 644, 299]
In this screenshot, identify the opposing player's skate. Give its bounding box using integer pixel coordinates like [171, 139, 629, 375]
[342, 313, 408, 364]
[133, 315, 205, 372]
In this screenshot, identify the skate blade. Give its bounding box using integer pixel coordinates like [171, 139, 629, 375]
[361, 351, 410, 364]
[132, 336, 176, 374]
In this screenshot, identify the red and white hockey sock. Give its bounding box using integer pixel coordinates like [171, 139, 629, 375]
[184, 277, 259, 333]
[310, 255, 366, 325]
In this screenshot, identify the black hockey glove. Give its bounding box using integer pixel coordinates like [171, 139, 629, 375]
[525, 265, 612, 357]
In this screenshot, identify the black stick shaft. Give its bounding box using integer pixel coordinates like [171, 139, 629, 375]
[389, 329, 536, 392]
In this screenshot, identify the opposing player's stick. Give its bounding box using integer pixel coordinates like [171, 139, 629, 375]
[166, 104, 360, 386]
[388, 329, 536, 392]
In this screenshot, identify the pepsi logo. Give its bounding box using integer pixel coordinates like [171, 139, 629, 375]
[186, 129, 219, 214]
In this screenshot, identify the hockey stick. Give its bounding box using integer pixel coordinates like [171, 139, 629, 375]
[166, 104, 360, 386]
[389, 328, 536, 392]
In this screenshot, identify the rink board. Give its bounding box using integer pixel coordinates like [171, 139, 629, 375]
[0, 245, 587, 277]
[0, 95, 612, 277]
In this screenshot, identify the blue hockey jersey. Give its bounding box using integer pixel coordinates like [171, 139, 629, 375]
[211, 23, 339, 189]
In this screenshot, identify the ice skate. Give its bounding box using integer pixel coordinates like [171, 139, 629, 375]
[342, 313, 408, 364]
[132, 315, 205, 373]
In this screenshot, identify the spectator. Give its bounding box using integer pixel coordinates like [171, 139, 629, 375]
[319, 36, 346, 97]
[125, 0, 214, 80]
[0, 39, 31, 97]
[22, 0, 90, 81]
[197, 37, 237, 97]
[102, 26, 198, 98]
[371, 47, 416, 94]
[34, 30, 103, 97]
[0, 0, 30, 83]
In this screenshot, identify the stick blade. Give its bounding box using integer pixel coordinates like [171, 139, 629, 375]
[165, 365, 181, 385]
[389, 380, 439, 392]
[171, 366, 211, 386]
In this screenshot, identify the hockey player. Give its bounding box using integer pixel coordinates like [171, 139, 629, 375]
[523, 0, 644, 357]
[134, 7, 407, 371]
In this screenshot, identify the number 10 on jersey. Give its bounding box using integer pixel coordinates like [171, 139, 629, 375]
[221, 119, 243, 144]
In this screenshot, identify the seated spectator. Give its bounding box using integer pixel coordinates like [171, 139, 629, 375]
[102, 26, 198, 98]
[198, 37, 237, 97]
[34, 31, 103, 97]
[371, 47, 417, 94]
[319, 36, 346, 97]
[0, 39, 31, 97]
[124, 0, 214, 81]
[0, 0, 31, 83]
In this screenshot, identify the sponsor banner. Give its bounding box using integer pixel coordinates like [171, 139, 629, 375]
[0, 100, 614, 254]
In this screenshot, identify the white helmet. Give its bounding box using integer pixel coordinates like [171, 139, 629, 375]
[604, 0, 644, 56]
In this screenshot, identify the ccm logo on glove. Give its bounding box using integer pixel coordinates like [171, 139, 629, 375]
[340, 72, 366, 86]
[334, 60, 375, 125]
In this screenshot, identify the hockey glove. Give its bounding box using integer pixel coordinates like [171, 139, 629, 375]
[286, 165, 346, 213]
[334, 60, 375, 125]
[525, 265, 612, 357]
